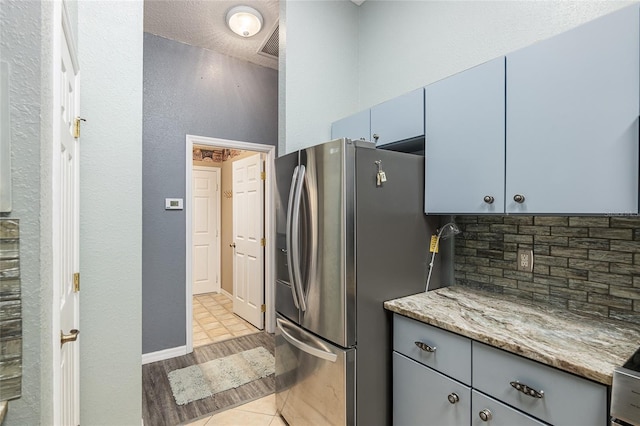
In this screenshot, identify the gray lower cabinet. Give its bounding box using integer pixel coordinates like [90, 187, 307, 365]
[473, 342, 608, 425]
[505, 4, 639, 214]
[471, 391, 546, 426]
[424, 56, 505, 214]
[330, 109, 370, 142]
[393, 314, 608, 426]
[393, 352, 471, 426]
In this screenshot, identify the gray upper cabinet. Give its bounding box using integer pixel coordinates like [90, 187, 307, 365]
[370, 88, 424, 147]
[331, 109, 370, 142]
[506, 4, 640, 214]
[425, 57, 506, 214]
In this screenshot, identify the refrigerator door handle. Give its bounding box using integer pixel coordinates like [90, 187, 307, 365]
[285, 166, 300, 309]
[291, 164, 307, 312]
[277, 318, 337, 363]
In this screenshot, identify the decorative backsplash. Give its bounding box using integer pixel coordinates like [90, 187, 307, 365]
[0, 219, 21, 400]
[454, 216, 640, 325]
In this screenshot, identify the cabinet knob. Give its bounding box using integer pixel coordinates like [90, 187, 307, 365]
[513, 194, 525, 203]
[479, 409, 493, 422]
[447, 393, 459, 404]
[372, 133, 379, 141]
[483, 195, 494, 204]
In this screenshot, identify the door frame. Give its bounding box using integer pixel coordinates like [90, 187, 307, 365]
[192, 165, 222, 294]
[185, 135, 276, 352]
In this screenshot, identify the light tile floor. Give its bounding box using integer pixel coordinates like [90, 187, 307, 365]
[185, 394, 285, 426]
[193, 292, 260, 347]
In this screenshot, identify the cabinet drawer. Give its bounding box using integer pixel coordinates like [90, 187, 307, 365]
[393, 352, 471, 426]
[471, 390, 546, 426]
[393, 314, 471, 384]
[472, 342, 607, 425]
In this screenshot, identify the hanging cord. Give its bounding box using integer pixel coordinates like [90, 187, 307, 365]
[425, 222, 461, 292]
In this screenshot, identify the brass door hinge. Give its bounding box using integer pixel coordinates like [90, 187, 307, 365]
[260, 238, 266, 247]
[73, 117, 86, 139]
[73, 272, 80, 292]
[260, 171, 266, 181]
[261, 304, 266, 313]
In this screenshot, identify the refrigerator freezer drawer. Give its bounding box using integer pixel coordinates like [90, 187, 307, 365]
[276, 315, 355, 426]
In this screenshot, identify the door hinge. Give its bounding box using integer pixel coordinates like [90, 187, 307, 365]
[260, 171, 266, 181]
[73, 117, 86, 139]
[261, 304, 266, 313]
[260, 238, 266, 247]
[73, 272, 80, 292]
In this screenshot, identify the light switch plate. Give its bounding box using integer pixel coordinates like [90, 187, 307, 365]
[517, 249, 533, 272]
[165, 198, 183, 210]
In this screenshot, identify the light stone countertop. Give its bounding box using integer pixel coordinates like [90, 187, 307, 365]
[384, 286, 640, 385]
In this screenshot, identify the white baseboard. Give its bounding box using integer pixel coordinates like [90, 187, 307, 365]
[221, 288, 232, 300]
[141, 345, 187, 365]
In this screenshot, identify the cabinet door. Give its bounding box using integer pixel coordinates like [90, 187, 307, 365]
[370, 88, 424, 146]
[471, 391, 546, 426]
[331, 109, 370, 141]
[425, 57, 506, 214]
[506, 5, 639, 214]
[393, 352, 471, 426]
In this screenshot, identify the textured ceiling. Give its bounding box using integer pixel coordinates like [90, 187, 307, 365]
[144, 0, 280, 70]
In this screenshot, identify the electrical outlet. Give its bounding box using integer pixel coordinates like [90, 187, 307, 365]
[517, 249, 533, 272]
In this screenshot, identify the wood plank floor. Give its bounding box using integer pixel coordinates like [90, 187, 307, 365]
[142, 332, 275, 426]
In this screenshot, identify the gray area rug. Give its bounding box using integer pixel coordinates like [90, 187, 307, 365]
[142, 332, 275, 426]
[168, 346, 275, 405]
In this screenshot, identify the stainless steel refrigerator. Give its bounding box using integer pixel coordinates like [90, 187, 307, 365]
[275, 138, 438, 425]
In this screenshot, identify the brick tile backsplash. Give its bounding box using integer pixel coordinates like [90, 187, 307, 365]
[0, 219, 21, 401]
[454, 216, 640, 325]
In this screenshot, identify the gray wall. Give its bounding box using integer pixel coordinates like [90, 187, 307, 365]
[143, 34, 278, 354]
[0, 1, 43, 424]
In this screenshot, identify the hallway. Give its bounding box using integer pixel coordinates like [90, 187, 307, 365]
[193, 293, 259, 347]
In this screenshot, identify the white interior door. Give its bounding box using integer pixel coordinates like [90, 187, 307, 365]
[54, 2, 80, 424]
[232, 153, 264, 329]
[192, 166, 221, 295]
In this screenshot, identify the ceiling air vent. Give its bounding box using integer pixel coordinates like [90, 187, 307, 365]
[258, 24, 279, 59]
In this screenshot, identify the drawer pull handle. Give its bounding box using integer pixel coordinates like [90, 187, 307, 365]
[479, 409, 492, 422]
[510, 381, 544, 399]
[414, 341, 436, 353]
[447, 393, 459, 404]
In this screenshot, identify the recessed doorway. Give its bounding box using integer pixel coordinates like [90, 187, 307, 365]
[185, 135, 275, 353]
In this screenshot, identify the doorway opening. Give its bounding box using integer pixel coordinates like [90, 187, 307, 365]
[185, 135, 275, 353]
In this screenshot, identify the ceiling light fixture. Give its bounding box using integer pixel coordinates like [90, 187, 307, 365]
[226, 6, 263, 38]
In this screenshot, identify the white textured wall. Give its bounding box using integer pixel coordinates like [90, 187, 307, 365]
[0, 1, 42, 424]
[357, 0, 635, 108]
[281, 0, 360, 153]
[78, 2, 143, 424]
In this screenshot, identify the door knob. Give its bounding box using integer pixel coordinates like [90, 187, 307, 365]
[483, 195, 494, 204]
[60, 329, 79, 347]
[229, 242, 236, 248]
[513, 194, 525, 203]
[447, 393, 459, 404]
